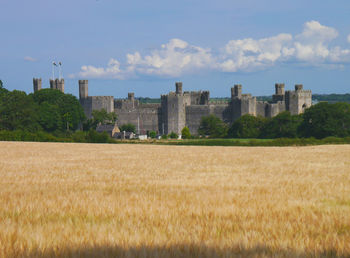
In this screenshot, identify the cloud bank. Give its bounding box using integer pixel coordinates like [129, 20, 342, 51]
[71, 21, 350, 79]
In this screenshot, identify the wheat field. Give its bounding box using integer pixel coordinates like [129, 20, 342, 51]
[0, 141, 349, 257]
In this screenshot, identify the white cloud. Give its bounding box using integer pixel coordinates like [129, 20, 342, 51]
[71, 21, 350, 79]
[292, 21, 340, 63]
[296, 20, 338, 43]
[219, 33, 293, 72]
[74, 58, 132, 79]
[126, 39, 214, 77]
[24, 56, 37, 62]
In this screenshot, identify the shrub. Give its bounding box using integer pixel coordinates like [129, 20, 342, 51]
[72, 131, 87, 143]
[169, 132, 178, 139]
[149, 131, 157, 139]
[181, 126, 191, 139]
[87, 129, 109, 143]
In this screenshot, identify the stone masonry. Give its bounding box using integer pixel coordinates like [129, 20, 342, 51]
[33, 78, 64, 93]
[74, 80, 312, 135]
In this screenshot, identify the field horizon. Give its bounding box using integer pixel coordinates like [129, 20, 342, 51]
[0, 141, 349, 257]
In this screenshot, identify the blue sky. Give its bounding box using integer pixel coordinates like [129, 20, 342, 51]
[1, 0, 350, 98]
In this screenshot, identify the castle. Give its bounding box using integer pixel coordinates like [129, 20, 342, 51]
[33, 78, 312, 135]
[33, 78, 65, 92]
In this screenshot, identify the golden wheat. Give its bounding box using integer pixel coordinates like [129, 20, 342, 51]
[0, 141, 349, 257]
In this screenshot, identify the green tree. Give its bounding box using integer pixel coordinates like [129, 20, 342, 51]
[91, 109, 117, 125]
[198, 115, 228, 138]
[120, 123, 136, 133]
[181, 126, 191, 139]
[149, 131, 157, 138]
[0, 90, 41, 132]
[0, 80, 9, 96]
[299, 102, 350, 138]
[228, 114, 265, 138]
[84, 109, 117, 131]
[38, 102, 62, 132]
[86, 129, 109, 143]
[32, 89, 85, 131]
[261, 111, 302, 138]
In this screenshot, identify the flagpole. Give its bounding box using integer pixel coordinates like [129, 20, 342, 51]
[52, 61, 55, 80]
[59, 62, 63, 80]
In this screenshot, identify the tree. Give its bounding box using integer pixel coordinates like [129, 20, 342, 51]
[261, 112, 302, 138]
[92, 109, 117, 125]
[0, 90, 41, 132]
[120, 123, 136, 133]
[299, 102, 350, 138]
[228, 114, 265, 138]
[181, 126, 191, 139]
[32, 89, 85, 131]
[0, 80, 8, 96]
[198, 115, 228, 138]
[87, 129, 109, 143]
[149, 131, 157, 138]
[38, 101, 62, 132]
[83, 109, 117, 131]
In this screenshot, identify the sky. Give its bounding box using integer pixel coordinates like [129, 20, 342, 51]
[1, 0, 350, 98]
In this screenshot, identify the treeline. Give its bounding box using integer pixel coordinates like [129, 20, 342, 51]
[0, 129, 119, 143]
[313, 94, 350, 103]
[0, 80, 117, 143]
[0, 80, 85, 133]
[256, 94, 350, 103]
[197, 102, 350, 139]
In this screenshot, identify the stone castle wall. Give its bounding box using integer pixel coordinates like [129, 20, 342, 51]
[80, 96, 114, 119]
[115, 98, 161, 134]
[76, 80, 312, 135]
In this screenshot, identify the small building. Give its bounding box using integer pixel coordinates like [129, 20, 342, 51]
[96, 124, 120, 137]
[114, 131, 135, 139]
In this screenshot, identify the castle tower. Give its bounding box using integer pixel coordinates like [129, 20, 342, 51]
[55, 79, 64, 93]
[161, 82, 186, 135]
[176, 82, 183, 95]
[79, 80, 88, 99]
[295, 84, 303, 91]
[230, 84, 256, 121]
[231, 84, 242, 99]
[128, 92, 135, 101]
[273, 83, 285, 102]
[33, 78, 42, 92]
[285, 84, 312, 115]
[275, 83, 285, 95]
[50, 79, 56, 90]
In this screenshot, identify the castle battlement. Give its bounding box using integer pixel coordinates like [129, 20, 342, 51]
[33, 77, 64, 93]
[76, 80, 312, 135]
